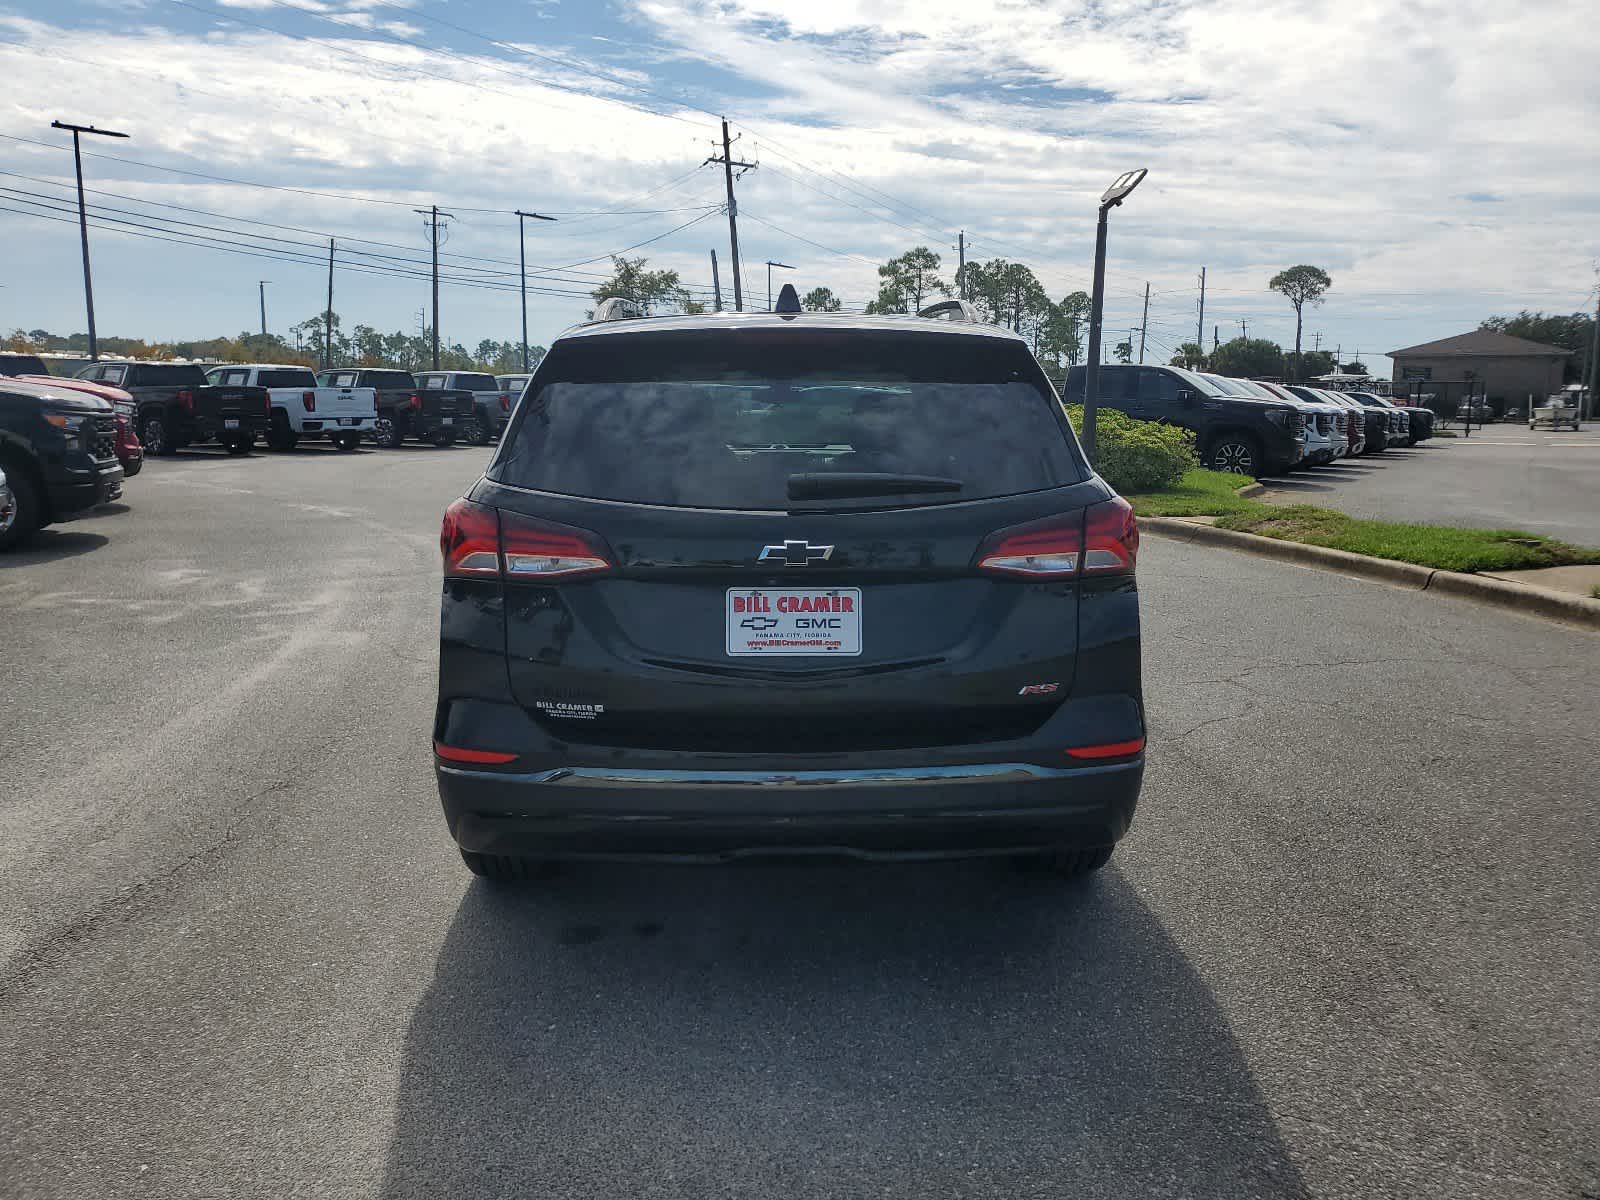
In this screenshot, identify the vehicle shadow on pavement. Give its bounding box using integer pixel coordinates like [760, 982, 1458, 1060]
[380, 862, 1308, 1199]
[0, 528, 109, 566]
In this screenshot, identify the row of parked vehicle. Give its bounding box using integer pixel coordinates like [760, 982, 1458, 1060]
[1063, 363, 1435, 477]
[0, 352, 538, 548]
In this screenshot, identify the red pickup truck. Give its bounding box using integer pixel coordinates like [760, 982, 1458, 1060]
[0, 353, 143, 475]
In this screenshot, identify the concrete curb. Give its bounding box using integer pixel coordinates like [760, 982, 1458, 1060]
[1141, 516, 1600, 632]
[1233, 482, 1267, 498]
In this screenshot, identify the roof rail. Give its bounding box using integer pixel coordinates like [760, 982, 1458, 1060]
[917, 299, 981, 323]
[591, 297, 645, 323]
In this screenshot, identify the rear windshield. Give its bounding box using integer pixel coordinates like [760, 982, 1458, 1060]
[492, 332, 1082, 509]
[258, 368, 317, 388]
[133, 364, 208, 386]
[0, 354, 48, 375]
[453, 373, 499, 391]
[364, 371, 414, 389]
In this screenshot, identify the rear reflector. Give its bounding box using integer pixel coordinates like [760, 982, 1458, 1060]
[440, 499, 613, 581]
[974, 496, 1137, 578]
[1066, 737, 1145, 760]
[434, 742, 518, 765]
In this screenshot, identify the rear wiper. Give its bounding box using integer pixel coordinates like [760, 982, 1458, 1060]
[787, 472, 963, 501]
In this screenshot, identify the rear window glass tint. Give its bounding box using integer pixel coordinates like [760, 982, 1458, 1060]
[365, 372, 414, 389]
[132, 365, 208, 386]
[491, 331, 1081, 509]
[258, 369, 317, 388]
[453, 374, 499, 391]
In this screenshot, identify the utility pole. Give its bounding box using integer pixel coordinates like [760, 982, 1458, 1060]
[1213, 325, 1219, 351]
[1136, 281, 1150, 363]
[514, 210, 555, 372]
[706, 118, 756, 311]
[1196, 266, 1206, 352]
[1313, 331, 1322, 353]
[51, 120, 129, 361]
[416, 205, 455, 369]
[258, 280, 269, 337]
[710, 250, 723, 312]
[323, 239, 335, 370]
[765, 260, 794, 312]
[957, 230, 966, 300]
[1240, 318, 1248, 340]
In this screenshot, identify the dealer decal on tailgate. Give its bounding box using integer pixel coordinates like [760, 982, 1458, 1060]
[726, 588, 862, 657]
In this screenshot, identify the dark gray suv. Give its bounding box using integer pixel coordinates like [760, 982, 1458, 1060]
[433, 301, 1146, 881]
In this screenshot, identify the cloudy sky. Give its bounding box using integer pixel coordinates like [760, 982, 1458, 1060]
[2, 0, 1597, 374]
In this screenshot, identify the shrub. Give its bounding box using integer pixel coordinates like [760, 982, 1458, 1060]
[1065, 404, 1197, 492]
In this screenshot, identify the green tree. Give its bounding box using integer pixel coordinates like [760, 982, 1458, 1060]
[1036, 290, 1091, 378]
[292, 311, 350, 366]
[1169, 342, 1209, 370]
[1480, 311, 1595, 382]
[590, 255, 693, 315]
[1341, 360, 1368, 375]
[1298, 350, 1336, 378]
[1268, 264, 1333, 381]
[1209, 337, 1286, 378]
[1114, 338, 1134, 364]
[802, 286, 842, 312]
[865, 247, 948, 315]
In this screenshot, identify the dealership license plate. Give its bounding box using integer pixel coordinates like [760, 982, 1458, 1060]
[441, 417, 454, 425]
[224, 418, 240, 430]
[726, 587, 861, 656]
[340, 417, 358, 426]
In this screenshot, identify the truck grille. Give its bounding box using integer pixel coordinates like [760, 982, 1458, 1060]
[92, 415, 118, 462]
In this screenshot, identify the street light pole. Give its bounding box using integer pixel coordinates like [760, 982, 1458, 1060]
[51, 120, 128, 361]
[259, 280, 270, 337]
[1080, 169, 1147, 465]
[514, 210, 555, 372]
[766, 260, 794, 311]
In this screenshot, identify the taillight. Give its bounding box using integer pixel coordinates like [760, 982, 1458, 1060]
[1081, 496, 1139, 574]
[499, 393, 510, 412]
[176, 389, 194, 412]
[500, 510, 612, 579]
[303, 390, 316, 412]
[409, 393, 422, 411]
[974, 497, 1137, 578]
[440, 499, 501, 578]
[440, 500, 612, 581]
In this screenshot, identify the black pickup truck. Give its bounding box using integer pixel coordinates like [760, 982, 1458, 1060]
[1, 377, 124, 549]
[75, 361, 268, 455]
[317, 368, 473, 448]
[1065, 363, 1307, 477]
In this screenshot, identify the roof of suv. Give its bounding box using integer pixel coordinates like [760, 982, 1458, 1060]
[556, 311, 1026, 345]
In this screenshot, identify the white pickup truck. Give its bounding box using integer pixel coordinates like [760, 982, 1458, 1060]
[206, 363, 377, 451]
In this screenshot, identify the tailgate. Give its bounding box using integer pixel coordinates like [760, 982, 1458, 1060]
[490, 486, 1104, 753]
[198, 385, 267, 422]
[315, 386, 376, 419]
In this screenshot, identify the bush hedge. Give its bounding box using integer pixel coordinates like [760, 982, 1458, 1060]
[1065, 404, 1197, 493]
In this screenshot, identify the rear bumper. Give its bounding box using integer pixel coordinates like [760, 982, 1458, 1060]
[436, 756, 1143, 862]
[300, 417, 377, 434]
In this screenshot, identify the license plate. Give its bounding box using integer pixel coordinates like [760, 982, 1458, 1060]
[340, 418, 358, 426]
[441, 417, 454, 426]
[224, 418, 240, 430]
[726, 588, 861, 657]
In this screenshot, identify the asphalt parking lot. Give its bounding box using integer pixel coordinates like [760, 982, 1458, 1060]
[1259, 428, 1600, 546]
[1, 443, 1597, 1200]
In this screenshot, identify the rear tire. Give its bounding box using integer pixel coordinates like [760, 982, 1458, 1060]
[267, 411, 299, 452]
[1204, 433, 1261, 476]
[1038, 845, 1114, 879]
[467, 415, 493, 446]
[0, 456, 44, 551]
[373, 416, 405, 448]
[140, 412, 174, 456]
[460, 850, 556, 882]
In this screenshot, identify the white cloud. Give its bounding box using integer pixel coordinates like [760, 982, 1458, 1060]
[1, 0, 1595, 366]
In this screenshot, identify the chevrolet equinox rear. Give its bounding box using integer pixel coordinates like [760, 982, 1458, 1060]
[433, 305, 1145, 880]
